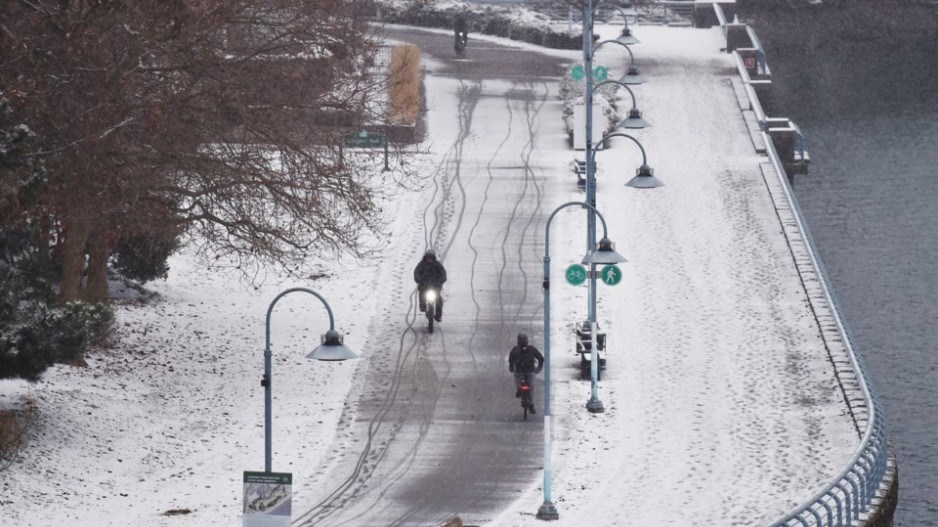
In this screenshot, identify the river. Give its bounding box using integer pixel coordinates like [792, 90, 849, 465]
[743, 4, 938, 525]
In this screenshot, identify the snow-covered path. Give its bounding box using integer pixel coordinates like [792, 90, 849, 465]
[0, 23, 861, 527]
[489, 25, 858, 526]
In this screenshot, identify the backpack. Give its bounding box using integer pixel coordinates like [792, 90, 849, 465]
[515, 347, 537, 372]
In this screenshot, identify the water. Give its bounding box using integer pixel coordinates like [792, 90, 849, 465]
[745, 6, 938, 525]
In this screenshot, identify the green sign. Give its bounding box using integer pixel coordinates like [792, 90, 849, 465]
[571, 65, 608, 82]
[593, 66, 608, 82]
[344, 130, 385, 148]
[600, 265, 622, 286]
[565, 264, 587, 286]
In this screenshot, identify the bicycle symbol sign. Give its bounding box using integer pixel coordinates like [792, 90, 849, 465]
[565, 264, 587, 286]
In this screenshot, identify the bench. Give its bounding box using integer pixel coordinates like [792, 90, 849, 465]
[574, 321, 607, 379]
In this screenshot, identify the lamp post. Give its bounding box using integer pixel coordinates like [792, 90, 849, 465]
[612, 41, 644, 85]
[537, 201, 626, 521]
[592, 131, 664, 190]
[262, 287, 357, 473]
[583, 2, 650, 376]
[592, 3, 640, 46]
[581, 130, 661, 414]
[593, 80, 651, 129]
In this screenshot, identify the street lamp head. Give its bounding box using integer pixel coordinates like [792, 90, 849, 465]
[626, 164, 664, 189]
[616, 28, 640, 46]
[582, 237, 627, 265]
[618, 108, 651, 129]
[619, 66, 645, 85]
[307, 329, 358, 361]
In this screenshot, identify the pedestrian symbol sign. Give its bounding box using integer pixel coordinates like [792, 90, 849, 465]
[565, 264, 587, 286]
[593, 66, 608, 82]
[600, 265, 622, 286]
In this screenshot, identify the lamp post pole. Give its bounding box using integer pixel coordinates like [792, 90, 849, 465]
[587, 1, 650, 413]
[583, 0, 598, 332]
[262, 287, 356, 473]
[538, 201, 624, 521]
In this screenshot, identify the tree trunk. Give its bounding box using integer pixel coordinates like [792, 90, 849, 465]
[84, 228, 111, 302]
[59, 219, 90, 303]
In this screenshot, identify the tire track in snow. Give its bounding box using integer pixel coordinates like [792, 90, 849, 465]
[383, 79, 551, 527]
[296, 79, 483, 526]
[495, 81, 548, 335]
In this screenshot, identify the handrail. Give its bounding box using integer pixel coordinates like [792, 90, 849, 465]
[761, 132, 891, 526]
[745, 83, 767, 130]
[713, 2, 729, 37]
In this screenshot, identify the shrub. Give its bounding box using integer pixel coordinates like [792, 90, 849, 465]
[559, 71, 620, 140]
[376, 1, 583, 50]
[111, 232, 180, 283]
[0, 297, 114, 382]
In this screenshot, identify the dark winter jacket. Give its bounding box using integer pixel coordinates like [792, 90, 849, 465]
[508, 345, 544, 374]
[454, 14, 467, 35]
[414, 257, 447, 288]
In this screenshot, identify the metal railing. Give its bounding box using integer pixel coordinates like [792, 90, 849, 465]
[761, 133, 892, 527]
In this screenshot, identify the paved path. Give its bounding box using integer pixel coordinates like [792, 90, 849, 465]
[296, 27, 569, 526]
[301, 24, 859, 526]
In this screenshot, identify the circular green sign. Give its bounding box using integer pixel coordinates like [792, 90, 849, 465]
[593, 66, 609, 82]
[565, 264, 587, 286]
[600, 264, 622, 286]
[571, 64, 585, 81]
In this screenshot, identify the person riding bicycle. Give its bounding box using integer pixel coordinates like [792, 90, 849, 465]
[508, 333, 544, 414]
[453, 13, 468, 51]
[414, 250, 447, 322]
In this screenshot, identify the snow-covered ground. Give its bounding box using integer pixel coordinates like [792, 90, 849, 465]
[1, 22, 859, 527]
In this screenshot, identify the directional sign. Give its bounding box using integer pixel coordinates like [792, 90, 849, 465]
[565, 264, 587, 286]
[570, 64, 609, 83]
[344, 130, 385, 148]
[600, 264, 622, 286]
[593, 66, 609, 82]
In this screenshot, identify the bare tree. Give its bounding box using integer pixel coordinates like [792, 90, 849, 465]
[1, 0, 398, 302]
